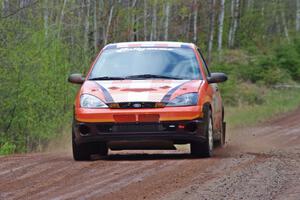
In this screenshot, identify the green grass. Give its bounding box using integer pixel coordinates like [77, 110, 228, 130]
[225, 88, 300, 128]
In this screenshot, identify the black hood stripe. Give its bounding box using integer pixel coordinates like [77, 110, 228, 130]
[161, 81, 191, 103]
[96, 82, 114, 103]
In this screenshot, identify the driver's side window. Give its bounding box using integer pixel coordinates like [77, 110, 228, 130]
[197, 48, 210, 78]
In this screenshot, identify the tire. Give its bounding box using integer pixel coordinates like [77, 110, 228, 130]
[72, 133, 108, 161]
[72, 141, 108, 161]
[72, 137, 91, 161]
[72, 123, 91, 161]
[190, 108, 214, 157]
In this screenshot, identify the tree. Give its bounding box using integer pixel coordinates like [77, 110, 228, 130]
[280, 1, 289, 42]
[104, 4, 114, 45]
[297, 0, 300, 31]
[43, 0, 49, 39]
[164, 1, 170, 40]
[150, 0, 157, 41]
[217, 0, 225, 51]
[207, 0, 216, 63]
[130, 0, 138, 41]
[228, 0, 240, 48]
[93, 0, 99, 51]
[143, 0, 148, 40]
[58, 0, 68, 39]
[193, 0, 198, 43]
[83, 0, 90, 53]
[2, 0, 300, 155]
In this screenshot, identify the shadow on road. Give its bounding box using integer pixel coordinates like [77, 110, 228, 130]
[88, 145, 234, 161]
[93, 153, 200, 161]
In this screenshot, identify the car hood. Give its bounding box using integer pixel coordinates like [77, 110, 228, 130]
[81, 80, 203, 103]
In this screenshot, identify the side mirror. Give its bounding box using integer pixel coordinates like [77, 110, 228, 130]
[68, 74, 85, 84]
[207, 73, 228, 84]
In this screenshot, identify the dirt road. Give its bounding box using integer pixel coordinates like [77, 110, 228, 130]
[1, 109, 300, 200]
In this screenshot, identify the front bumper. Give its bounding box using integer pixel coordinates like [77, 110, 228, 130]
[75, 105, 203, 123]
[73, 118, 206, 145]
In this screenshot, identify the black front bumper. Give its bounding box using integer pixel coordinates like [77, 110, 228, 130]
[73, 119, 206, 145]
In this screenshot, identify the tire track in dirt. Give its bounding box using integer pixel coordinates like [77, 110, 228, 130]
[0, 108, 299, 200]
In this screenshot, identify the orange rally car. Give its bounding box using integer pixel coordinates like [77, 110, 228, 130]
[68, 41, 227, 161]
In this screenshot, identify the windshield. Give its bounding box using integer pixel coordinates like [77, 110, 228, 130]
[89, 47, 202, 80]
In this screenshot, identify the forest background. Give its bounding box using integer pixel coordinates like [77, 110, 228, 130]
[1, 0, 300, 154]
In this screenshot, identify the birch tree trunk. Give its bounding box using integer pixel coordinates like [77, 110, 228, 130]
[58, 0, 68, 39]
[43, 0, 49, 39]
[150, 0, 157, 41]
[280, 5, 290, 42]
[247, 0, 253, 9]
[164, 1, 170, 40]
[217, 0, 225, 51]
[20, 0, 29, 8]
[261, 1, 265, 40]
[84, 0, 90, 52]
[193, 0, 198, 43]
[130, 0, 137, 41]
[93, 0, 98, 51]
[296, 0, 300, 31]
[1, 1, 3, 16]
[144, 0, 148, 40]
[2, 0, 9, 16]
[228, 0, 240, 48]
[19, 0, 30, 19]
[207, 0, 216, 63]
[228, 0, 235, 48]
[231, 0, 240, 47]
[99, 0, 104, 45]
[104, 5, 114, 45]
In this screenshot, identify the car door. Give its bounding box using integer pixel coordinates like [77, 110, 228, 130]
[197, 49, 222, 131]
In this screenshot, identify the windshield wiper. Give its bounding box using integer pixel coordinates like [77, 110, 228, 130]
[125, 74, 183, 80]
[88, 76, 125, 80]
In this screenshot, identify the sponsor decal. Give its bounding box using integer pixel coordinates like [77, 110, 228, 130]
[161, 81, 191, 103]
[96, 82, 114, 103]
[96, 80, 190, 103]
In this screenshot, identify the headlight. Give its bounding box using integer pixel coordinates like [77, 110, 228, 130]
[80, 94, 108, 108]
[166, 93, 198, 107]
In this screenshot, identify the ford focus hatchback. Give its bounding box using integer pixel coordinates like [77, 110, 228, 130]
[69, 41, 227, 161]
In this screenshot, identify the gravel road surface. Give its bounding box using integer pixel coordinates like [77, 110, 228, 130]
[1, 109, 300, 200]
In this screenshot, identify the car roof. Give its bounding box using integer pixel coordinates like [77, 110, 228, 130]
[104, 41, 196, 49]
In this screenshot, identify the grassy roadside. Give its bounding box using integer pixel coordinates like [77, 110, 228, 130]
[225, 88, 300, 128]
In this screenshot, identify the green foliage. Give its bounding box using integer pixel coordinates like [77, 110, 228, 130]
[226, 88, 300, 128]
[274, 41, 300, 81]
[211, 38, 300, 106]
[0, 142, 16, 155]
[0, 24, 77, 154]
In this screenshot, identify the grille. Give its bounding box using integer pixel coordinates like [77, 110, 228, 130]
[109, 102, 157, 109]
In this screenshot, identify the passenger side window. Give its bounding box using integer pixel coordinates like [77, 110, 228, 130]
[197, 48, 210, 78]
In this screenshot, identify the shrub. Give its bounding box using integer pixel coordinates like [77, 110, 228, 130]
[0, 142, 16, 155]
[273, 39, 300, 81]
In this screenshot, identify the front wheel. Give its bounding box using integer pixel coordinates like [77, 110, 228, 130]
[190, 109, 214, 157]
[72, 137, 91, 161]
[72, 125, 108, 161]
[72, 140, 108, 160]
